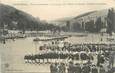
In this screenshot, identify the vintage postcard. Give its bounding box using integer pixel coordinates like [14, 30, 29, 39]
[0, 0, 115, 73]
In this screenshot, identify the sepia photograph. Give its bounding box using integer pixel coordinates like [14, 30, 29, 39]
[0, 0, 115, 73]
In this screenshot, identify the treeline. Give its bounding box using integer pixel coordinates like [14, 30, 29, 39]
[71, 8, 115, 35]
[85, 17, 105, 33]
[85, 8, 115, 35]
[0, 4, 59, 33]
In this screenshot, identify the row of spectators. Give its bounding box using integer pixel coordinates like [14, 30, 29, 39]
[24, 43, 112, 65]
[24, 51, 94, 64]
[39, 43, 112, 53]
[50, 61, 114, 73]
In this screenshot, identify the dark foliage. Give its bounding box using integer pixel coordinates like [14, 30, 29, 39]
[106, 8, 115, 35]
[0, 4, 58, 33]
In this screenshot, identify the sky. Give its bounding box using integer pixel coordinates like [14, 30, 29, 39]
[1, 0, 115, 21]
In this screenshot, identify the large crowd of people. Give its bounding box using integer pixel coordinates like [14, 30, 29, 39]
[50, 62, 113, 73]
[24, 42, 115, 73]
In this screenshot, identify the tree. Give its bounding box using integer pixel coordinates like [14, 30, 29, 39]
[66, 21, 70, 31]
[95, 17, 103, 32]
[106, 8, 114, 36]
[85, 20, 95, 32]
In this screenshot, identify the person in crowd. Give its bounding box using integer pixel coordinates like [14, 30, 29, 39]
[58, 63, 66, 73]
[50, 63, 55, 73]
[97, 52, 102, 66]
[67, 61, 74, 73]
[54, 62, 59, 73]
[109, 51, 115, 68]
[99, 65, 105, 73]
[61, 63, 66, 73]
[91, 65, 98, 73]
[99, 54, 105, 66]
[74, 63, 82, 73]
[82, 63, 91, 73]
[86, 59, 92, 65]
[107, 67, 114, 73]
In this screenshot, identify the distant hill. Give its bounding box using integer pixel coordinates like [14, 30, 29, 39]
[0, 4, 44, 31]
[73, 9, 108, 23]
[51, 9, 108, 24]
[74, 11, 97, 19]
[50, 8, 115, 32]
